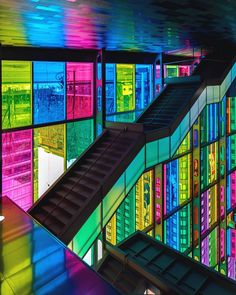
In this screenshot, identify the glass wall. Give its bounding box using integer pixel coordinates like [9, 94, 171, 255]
[102, 95, 236, 282]
[1, 60, 95, 210]
[106, 63, 153, 116]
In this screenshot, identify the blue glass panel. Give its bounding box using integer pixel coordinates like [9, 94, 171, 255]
[33, 62, 65, 124]
[106, 64, 116, 114]
[136, 64, 153, 110]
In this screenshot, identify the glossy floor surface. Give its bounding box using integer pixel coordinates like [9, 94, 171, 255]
[0, 196, 119, 295]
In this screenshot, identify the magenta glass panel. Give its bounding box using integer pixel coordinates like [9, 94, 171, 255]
[66, 63, 93, 120]
[179, 65, 191, 77]
[2, 130, 32, 211]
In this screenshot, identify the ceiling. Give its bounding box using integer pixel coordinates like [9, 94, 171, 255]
[1, 0, 236, 54]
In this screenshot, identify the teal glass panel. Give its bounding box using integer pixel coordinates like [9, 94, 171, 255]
[125, 147, 145, 193]
[116, 188, 136, 243]
[158, 137, 170, 163]
[72, 204, 101, 258]
[171, 126, 181, 156]
[146, 140, 158, 168]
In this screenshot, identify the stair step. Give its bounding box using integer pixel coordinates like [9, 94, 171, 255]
[72, 169, 106, 181]
[50, 206, 73, 224]
[43, 213, 66, 234]
[49, 196, 80, 214]
[83, 159, 113, 171]
[66, 192, 89, 207]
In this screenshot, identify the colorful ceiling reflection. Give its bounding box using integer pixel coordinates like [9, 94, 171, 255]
[1, 0, 236, 52]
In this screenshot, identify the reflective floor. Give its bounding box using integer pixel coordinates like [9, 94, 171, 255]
[0, 196, 119, 295]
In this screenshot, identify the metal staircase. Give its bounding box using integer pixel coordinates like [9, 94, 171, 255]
[29, 53, 236, 248]
[98, 232, 236, 295]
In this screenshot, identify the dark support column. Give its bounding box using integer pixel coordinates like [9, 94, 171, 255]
[95, 49, 105, 136]
[160, 52, 164, 90]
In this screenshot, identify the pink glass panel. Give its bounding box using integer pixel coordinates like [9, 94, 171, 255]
[2, 130, 32, 211]
[179, 65, 191, 77]
[66, 63, 93, 120]
[231, 171, 236, 208]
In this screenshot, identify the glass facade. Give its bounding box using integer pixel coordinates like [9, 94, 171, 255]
[106, 63, 153, 116]
[103, 95, 236, 281]
[1, 60, 95, 208]
[1, 57, 236, 284]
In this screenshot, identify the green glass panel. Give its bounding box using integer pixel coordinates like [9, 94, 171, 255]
[175, 131, 191, 156]
[73, 204, 101, 258]
[116, 64, 135, 112]
[66, 119, 94, 167]
[116, 188, 136, 243]
[165, 65, 178, 78]
[2, 61, 32, 129]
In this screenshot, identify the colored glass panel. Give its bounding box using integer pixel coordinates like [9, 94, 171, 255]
[106, 64, 116, 114]
[165, 65, 178, 78]
[66, 63, 93, 120]
[2, 61, 32, 129]
[226, 171, 236, 211]
[227, 134, 236, 172]
[2, 130, 32, 210]
[33, 62, 65, 124]
[164, 155, 191, 214]
[66, 119, 94, 167]
[227, 228, 236, 280]
[175, 131, 192, 156]
[200, 142, 218, 190]
[200, 104, 219, 144]
[200, 185, 218, 235]
[73, 204, 101, 258]
[116, 64, 135, 112]
[116, 188, 136, 243]
[135, 64, 153, 110]
[201, 227, 218, 267]
[164, 204, 191, 252]
[136, 170, 154, 231]
[179, 65, 191, 77]
[34, 124, 65, 201]
[227, 96, 236, 134]
[220, 96, 226, 137]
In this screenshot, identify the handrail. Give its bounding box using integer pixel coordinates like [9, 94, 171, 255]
[39, 128, 125, 225]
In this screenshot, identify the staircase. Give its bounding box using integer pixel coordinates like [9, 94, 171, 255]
[137, 82, 200, 131]
[29, 127, 144, 244]
[98, 232, 236, 295]
[29, 53, 236, 248]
